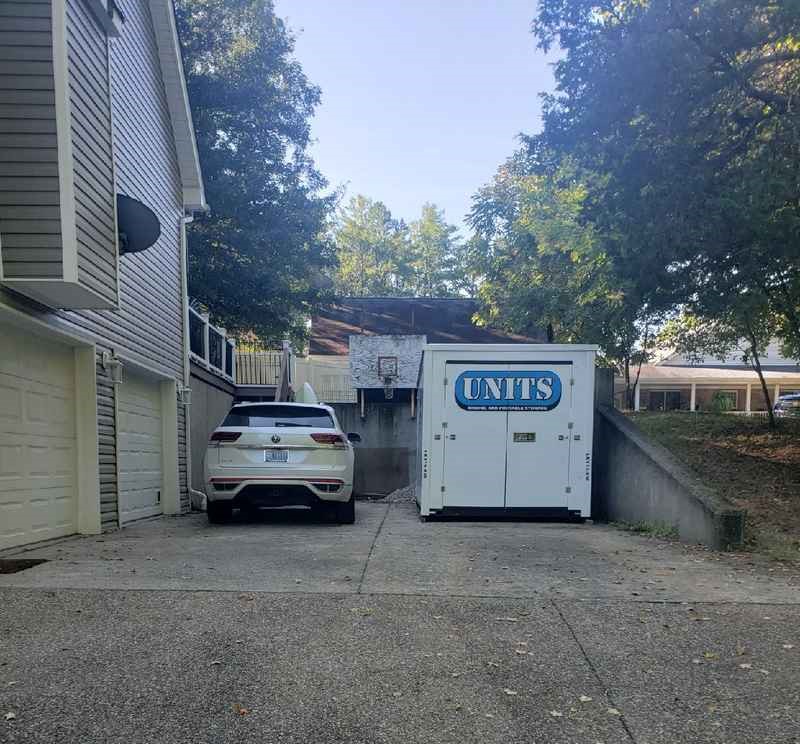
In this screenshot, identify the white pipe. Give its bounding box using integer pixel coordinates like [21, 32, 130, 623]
[180, 214, 207, 511]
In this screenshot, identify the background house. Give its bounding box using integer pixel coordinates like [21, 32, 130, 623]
[0, 0, 204, 549]
[292, 297, 540, 404]
[617, 342, 800, 412]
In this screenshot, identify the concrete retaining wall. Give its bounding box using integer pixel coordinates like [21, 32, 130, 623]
[189, 362, 236, 506]
[332, 400, 417, 497]
[593, 405, 745, 550]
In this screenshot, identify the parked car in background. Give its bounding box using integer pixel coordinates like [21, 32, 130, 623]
[774, 394, 800, 417]
[205, 403, 358, 523]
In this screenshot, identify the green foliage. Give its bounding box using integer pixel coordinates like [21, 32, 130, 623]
[332, 195, 412, 297]
[530, 0, 800, 358]
[331, 197, 474, 298]
[175, 0, 335, 343]
[469, 153, 657, 398]
[710, 391, 736, 414]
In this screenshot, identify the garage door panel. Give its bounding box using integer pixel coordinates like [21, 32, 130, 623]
[118, 372, 163, 525]
[0, 325, 78, 550]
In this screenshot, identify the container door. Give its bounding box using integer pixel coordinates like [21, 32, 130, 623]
[441, 363, 507, 508]
[505, 364, 573, 508]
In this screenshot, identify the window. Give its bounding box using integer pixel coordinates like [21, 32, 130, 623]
[222, 405, 334, 429]
[713, 390, 738, 411]
[647, 390, 682, 411]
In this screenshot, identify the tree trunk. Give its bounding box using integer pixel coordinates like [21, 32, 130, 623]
[747, 330, 776, 429]
[623, 357, 633, 410]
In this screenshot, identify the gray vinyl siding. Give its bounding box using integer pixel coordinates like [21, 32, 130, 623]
[65, 0, 117, 306]
[96, 345, 119, 530]
[59, 0, 187, 519]
[0, 0, 190, 525]
[0, 0, 62, 279]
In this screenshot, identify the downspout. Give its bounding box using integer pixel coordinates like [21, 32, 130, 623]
[180, 214, 207, 510]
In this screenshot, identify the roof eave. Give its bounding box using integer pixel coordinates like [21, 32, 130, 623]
[149, 0, 207, 213]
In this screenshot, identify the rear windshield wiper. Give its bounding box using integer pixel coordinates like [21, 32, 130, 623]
[274, 422, 313, 427]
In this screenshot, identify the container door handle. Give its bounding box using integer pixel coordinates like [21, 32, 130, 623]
[448, 434, 456, 440]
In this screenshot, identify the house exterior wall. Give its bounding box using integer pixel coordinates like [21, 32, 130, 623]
[66, 0, 118, 305]
[0, 0, 63, 279]
[0, 0, 191, 526]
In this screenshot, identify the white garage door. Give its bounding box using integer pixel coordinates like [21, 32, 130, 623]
[0, 324, 77, 550]
[118, 372, 163, 525]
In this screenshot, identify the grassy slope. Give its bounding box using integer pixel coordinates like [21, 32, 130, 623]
[630, 413, 800, 557]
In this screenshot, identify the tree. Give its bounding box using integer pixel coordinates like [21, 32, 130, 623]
[659, 294, 780, 427]
[469, 152, 658, 406]
[332, 195, 413, 296]
[331, 198, 472, 298]
[531, 0, 800, 361]
[175, 0, 335, 343]
[407, 204, 463, 297]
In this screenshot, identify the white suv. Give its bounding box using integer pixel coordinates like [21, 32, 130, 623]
[204, 402, 358, 524]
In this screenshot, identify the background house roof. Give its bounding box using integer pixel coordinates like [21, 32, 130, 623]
[309, 297, 541, 355]
[632, 364, 800, 383]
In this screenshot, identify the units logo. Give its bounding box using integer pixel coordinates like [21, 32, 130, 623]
[454, 371, 562, 411]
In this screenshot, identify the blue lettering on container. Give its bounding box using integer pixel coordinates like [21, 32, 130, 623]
[454, 371, 562, 411]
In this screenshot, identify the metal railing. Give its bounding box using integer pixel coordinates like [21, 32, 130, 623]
[236, 350, 283, 386]
[188, 306, 235, 382]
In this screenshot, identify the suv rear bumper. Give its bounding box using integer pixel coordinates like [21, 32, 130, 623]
[206, 477, 352, 505]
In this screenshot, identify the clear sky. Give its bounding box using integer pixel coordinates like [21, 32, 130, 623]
[273, 1, 557, 235]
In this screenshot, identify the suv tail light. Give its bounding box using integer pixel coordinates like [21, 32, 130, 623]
[310, 433, 346, 447]
[210, 431, 241, 443]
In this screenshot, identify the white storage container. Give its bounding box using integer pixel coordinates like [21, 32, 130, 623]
[416, 344, 597, 518]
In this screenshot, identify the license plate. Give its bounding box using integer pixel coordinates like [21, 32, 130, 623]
[264, 449, 288, 463]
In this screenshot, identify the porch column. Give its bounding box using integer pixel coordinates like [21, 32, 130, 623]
[745, 384, 752, 413]
[634, 382, 641, 411]
[774, 384, 781, 404]
[690, 383, 696, 412]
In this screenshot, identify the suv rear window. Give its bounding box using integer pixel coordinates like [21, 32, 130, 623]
[222, 405, 335, 429]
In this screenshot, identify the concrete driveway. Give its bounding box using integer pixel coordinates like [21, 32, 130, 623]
[2, 497, 800, 743]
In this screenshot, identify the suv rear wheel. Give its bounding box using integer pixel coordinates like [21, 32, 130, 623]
[207, 501, 233, 524]
[334, 495, 355, 525]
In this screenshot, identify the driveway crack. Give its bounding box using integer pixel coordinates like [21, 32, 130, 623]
[357, 500, 391, 594]
[551, 597, 638, 743]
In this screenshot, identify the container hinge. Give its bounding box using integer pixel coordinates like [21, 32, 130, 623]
[565, 486, 572, 494]
[440, 485, 446, 492]
[568, 421, 574, 430]
[442, 422, 448, 429]
[444, 377, 448, 386]
[570, 378, 575, 386]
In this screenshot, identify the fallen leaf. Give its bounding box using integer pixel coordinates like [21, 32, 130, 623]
[783, 644, 795, 650]
[503, 688, 518, 696]
[6, 682, 18, 687]
[4, 712, 16, 722]
[736, 641, 747, 656]
[494, 617, 519, 623]
[703, 652, 719, 660]
[579, 695, 593, 703]
[739, 663, 753, 669]
[239, 593, 255, 601]
[487, 661, 500, 668]
[607, 708, 622, 716]
[759, 669, 770, 675]
[433, 615, 443, 620]
[549, 710, 563, 717]
[485, 713, 495, 719]
[233, 703, 249, 716]
[210, 660, 222, 666]
[515, 649, 528, 656]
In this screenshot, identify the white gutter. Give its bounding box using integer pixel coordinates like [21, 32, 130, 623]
[180, 215, 207, 510]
